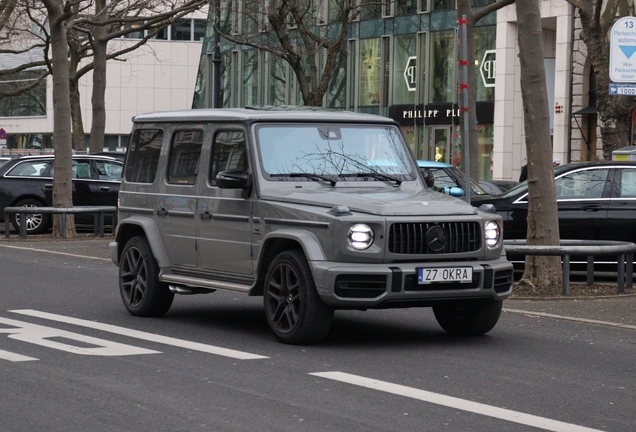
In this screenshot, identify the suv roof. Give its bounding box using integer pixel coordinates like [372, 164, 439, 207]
[132, 108, 398, 124]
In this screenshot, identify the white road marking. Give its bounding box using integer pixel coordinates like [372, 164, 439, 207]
[0, 243, 110, 261]
[0, 317, 159, 357]
[504, 308, 636, 330]
[10, 309, 268, 360]
[0, 349, 38, 362]
[310, 372, 605, 432]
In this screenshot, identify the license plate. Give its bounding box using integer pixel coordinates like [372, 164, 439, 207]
[417, 267, 473, 284]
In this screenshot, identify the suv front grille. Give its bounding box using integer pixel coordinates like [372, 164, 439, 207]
[388, 222, 481, 254]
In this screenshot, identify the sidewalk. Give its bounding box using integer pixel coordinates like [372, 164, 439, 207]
[1, 233, 635, 328]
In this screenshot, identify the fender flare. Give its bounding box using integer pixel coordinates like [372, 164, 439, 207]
[117, 216, 170, 268]
[259, 228, 327, 263]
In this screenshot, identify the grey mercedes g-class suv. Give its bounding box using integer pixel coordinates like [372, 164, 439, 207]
[110, 108, 513, 344]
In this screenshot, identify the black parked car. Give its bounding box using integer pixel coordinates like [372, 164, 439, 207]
[0, 155, 123, 234]
[471, 161, 636, 243]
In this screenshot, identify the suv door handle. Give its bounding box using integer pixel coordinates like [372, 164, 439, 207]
[100, 186, 110, 191]
[199, 211, 212, 220]
[156, 208, 168, 216]
[44, 184, 53, 189]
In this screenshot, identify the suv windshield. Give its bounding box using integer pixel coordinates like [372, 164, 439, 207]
[256, 124, 416, 182]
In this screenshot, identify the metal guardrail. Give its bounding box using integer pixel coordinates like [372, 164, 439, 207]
[4, 206, 117, 239]
[504, 239, 636, 295]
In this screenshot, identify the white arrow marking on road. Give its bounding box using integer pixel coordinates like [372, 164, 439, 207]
[0, 317, 159, 357]
[310, 372, 605, 432]
[0, 349, 38, 362]
[10, 309, 268, 360]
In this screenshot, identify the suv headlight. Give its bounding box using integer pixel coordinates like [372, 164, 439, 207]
[348, 224, 374, 250]
[484, 221, 501, 248]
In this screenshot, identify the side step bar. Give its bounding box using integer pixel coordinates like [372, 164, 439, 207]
[161, 274, 252, 294]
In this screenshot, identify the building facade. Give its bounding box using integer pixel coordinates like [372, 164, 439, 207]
[0, 15, 207, 154]
[194, 0, 499, 180]
[0, 2, 623, 182]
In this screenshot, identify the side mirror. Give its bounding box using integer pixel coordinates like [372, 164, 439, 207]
[448, 186, 465, 197]
[216, 169, 251, 189]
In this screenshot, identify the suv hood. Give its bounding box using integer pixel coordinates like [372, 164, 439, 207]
[260, 187, 478, 216]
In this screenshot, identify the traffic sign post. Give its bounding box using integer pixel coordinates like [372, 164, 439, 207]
[610, 16, 636, 82]
[609, 83, 636, 95]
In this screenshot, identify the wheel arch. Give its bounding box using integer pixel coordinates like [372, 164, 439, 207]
[250, 229, 326, 296]
[115, 217, 170, 268]
[12, 195, 47, 207]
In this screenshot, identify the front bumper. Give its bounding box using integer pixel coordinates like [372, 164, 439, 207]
[109, 241, 119, 266]
[310, 257, 513, 308]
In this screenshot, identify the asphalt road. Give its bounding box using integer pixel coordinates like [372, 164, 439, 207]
[0, 240, 635, 431]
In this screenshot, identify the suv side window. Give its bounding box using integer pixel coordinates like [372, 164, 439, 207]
[209, 130, 247, 185]
[167, 130, 203, 185]
[125, 129, 163, 183]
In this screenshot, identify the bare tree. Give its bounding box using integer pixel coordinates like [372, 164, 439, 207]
[214, 0, 364, 106]
[1, 0, 207, 236]
[566, 0, 635, 159]
[2, 1, 208, 153]
[70, 0, 209, 152]
[456, 0, 515, 180]
[0, 0, 18, 33]
[516, 0, 562, 292]
[41, 0, 77, 237]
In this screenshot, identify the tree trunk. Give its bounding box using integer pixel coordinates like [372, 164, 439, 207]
[90, 0, 108, 153]
[516, 0, 562, 292]
[43, 0, 76, 238]
[457, 1, 479, 180]
[70, 78, 87, 152]
[457, 0, 516, 180]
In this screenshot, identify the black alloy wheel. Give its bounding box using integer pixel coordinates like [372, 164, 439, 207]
[119, 236, 173, 317]
[263, 250, 334, 344]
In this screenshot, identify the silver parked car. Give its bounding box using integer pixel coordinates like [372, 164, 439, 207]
[110, 108, 513, 344]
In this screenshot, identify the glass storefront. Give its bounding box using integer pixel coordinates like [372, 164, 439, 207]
[198, 4, 498, 179]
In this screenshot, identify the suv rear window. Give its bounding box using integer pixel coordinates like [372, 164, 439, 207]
[125, 129, 163, 183]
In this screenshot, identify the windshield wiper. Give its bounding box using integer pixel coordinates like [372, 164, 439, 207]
[342, 172, 402, 186]
[270, 173, 337, 186]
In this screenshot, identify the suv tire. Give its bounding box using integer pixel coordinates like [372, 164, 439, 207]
[264, 250, 334, 344]
[119, 236, 174, 317]
[433, 299, 503, 336]
[11, 198, 49, 235]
